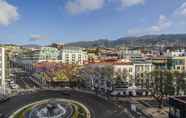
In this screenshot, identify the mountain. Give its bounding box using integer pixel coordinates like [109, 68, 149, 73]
[65, 34, 186, 48]
[21, 44, 41, 49]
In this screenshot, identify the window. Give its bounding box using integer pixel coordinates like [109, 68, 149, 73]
[118, 68, 121, 73]
[141, 66, 144, 71]
[129, 68, 132, 72]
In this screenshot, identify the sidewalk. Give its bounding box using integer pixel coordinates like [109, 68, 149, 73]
[143, 107, 169, 118]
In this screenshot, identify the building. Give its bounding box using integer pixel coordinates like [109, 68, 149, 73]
[113, 61, 134, 83]
[152, 57, 172, 70]
[171, 57, 186, 72]
[166, 49, 186, 57]
[50, 43, 64, 50]
[99, 48, 119, 61]
[134, 61, 153, 87]
[60, 47, 88, 65]
[119, 47, 142, 59]
[0, 48, 5, 95]
[169, 96, 186, 118]
[113, 60, 153, 85]
[33, 47, 60, 62]
[86, 48, 99, 63]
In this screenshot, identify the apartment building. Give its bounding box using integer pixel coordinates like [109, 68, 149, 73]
[113, 60, 153, 84]
[60, 47, 88, 65]
[113, 62, 134, 83]
[119, 47, 142, 59]
[36, 47, 60, 62]
[166, 49, 186, 57]
[134, 61, 153, 86]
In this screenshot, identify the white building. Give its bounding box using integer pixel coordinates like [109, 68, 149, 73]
[60, 47, 88, 65]
[113, 63, 134, 83]
[119, 47, 141, 59]
[166, 49, 186, 57]
[0, 48, 5, 95]
[134, 62, 153, 85]
[33, 47, 60, 62]
[113, 61, 153, 84]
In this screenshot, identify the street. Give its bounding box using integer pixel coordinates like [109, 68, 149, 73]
[0, 89, 130, 118]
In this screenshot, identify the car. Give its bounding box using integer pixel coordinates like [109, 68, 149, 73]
[9, 81, 15, 84]
[10, 84, 19, 89]
[111, 91, 120, 96]
[7, 79, 12, 82]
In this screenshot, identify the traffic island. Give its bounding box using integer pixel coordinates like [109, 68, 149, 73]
[9, 98, 91, 118]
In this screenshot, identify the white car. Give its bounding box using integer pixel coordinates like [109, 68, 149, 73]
[10, 84, 19, 89]
[9, 80, 15, 84]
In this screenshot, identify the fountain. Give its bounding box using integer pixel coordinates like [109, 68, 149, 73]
[10, 99, 90, 118]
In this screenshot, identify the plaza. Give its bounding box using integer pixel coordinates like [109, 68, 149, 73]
[10, 98, 90, 118]
[0, 89, 130, 118]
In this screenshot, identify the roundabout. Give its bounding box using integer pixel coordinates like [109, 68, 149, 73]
[0, 89, 130, 118]
[10, 99, 90, 118]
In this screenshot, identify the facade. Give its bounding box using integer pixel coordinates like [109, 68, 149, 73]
[34, 47, 60, 62]
[171, 57, 186, 72]
[166, 49, 186, 57]
[0, 48, 5, 95]
[113, 63, 134, 83]
[60, 47, 88, 65]
[134, 61, 153, 86]
[152, 57, 171, 70]
[134, 61, 153, 78]
[119, 47, 141, 59]
[112, 60, 153, 85]
[86, 48, 99, 62]
[99, 48, 119, 61]
[169, 96, 186, 118]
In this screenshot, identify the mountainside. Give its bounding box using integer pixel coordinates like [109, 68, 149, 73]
[21, 44, 41, 49]
[66, 34, 186, 48]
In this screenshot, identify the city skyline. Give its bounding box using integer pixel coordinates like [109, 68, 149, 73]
[0, 0, 186, 45]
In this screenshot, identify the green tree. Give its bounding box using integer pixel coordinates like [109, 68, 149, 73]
[151, 70, 175, 108]
[173, 71, 186, 95]
[163, 71, 175, 97]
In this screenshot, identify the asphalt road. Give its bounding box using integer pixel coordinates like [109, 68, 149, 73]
[0, 89, 130, 118]
[14, 71, 39, 89]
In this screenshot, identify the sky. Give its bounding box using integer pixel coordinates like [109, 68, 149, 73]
[0, 0, 186, 45]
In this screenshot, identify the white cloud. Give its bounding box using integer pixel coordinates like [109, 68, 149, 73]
[0, 0, 19, 26]
[150, 15, 172, 32]
[128, 15, 172, 35]
[65, 0, 105, 14]
[174, 2, 186, 17]
[65, 0, 146, 14]
[30, 34, 48, 41]
[120, 0, 145, 7]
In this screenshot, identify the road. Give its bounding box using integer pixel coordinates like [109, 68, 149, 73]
[0, 89, 130, 118]
[13, 68, 40, 89]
